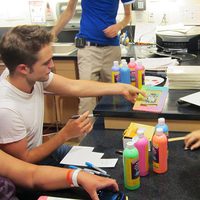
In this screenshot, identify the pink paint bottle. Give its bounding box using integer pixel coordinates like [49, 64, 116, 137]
[135, 61, 145, 89]
[135, 128, 149, 176]
[128, 58, 136, 86]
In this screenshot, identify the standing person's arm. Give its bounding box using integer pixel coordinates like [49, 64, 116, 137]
[52, 0, 78, 37]
[103, 3, 132, 38]
[0, 150, 119, 200]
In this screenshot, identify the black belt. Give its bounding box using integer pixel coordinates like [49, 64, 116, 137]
[86, 41, 108, 47]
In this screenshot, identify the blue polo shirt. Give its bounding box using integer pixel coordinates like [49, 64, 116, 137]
[77, 0, 135, 46]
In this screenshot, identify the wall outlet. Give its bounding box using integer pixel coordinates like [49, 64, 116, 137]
[148, 12, 155, 23]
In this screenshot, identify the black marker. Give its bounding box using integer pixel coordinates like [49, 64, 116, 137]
[115, 150, 123, 155]
[70, 114, 99, 119]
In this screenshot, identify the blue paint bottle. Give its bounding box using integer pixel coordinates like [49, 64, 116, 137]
[156, 118, 169, 137]
[119, 61, 131, 84]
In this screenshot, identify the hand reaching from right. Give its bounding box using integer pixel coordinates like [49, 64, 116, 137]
[184, 130, 200, 150]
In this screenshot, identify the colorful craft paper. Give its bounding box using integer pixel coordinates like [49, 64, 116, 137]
[133, 85, 168, 113]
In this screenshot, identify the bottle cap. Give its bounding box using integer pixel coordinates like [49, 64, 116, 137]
[123, 61, 127, 65]
[158, 118, 165, 124]
[113, 60, 119, 66]
[130, 57, 135, 63]
[132, 136, 139, 144]
[121, 62, 128, 68]
[137, 61, 142, 66]
[126, 141, 135, 149]
[120, 59, 126, 64]
[136, 128, 145, 138]
[155, 127, 163, 136]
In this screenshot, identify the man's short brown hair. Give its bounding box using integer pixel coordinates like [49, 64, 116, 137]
[0, 25, 53, 75]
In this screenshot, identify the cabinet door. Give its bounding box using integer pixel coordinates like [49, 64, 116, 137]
[44, 93, 57, 124]
[44, 59, 79, 125]
[43, 64, 57, 124]
[54, 60, 78, 79]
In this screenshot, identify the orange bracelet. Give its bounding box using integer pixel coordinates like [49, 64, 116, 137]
[66, 169, 74, 187]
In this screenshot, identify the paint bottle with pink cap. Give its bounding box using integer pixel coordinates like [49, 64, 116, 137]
[134, 128, 149, 176]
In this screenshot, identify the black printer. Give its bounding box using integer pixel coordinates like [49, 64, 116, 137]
[156, 26, 200, 52]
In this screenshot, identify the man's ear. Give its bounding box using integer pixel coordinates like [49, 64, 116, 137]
[16, 64, 29, 74]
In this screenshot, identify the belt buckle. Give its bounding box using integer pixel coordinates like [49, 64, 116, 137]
[86, 41, 104, 47]
[87, 41, 91, 46]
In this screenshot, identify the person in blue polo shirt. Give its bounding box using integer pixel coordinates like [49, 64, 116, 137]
[52, 0, 134, 116]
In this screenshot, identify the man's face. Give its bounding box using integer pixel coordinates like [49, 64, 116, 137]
[26, 44, 54, 83]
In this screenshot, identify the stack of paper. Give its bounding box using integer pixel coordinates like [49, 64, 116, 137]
[167, 66, 200, 89]
[137, 57, 178, 71]
[156, 24, 195, 34]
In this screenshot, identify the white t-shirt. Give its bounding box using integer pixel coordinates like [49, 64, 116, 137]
[0, 69, 54, 149]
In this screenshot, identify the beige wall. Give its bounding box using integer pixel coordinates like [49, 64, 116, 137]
[129, 0, 200, 25]
[0, 0, 199, 27]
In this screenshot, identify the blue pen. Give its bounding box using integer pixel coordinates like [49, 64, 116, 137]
[68, 165, 79, 169]
[84, 168, 111, 177]
[85, 162, 107, 175]
[68, 165, 110, 177]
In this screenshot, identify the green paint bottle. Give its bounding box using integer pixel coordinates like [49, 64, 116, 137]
[123, 141, 140, 190]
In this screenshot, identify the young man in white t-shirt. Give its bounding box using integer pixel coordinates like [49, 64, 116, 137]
[0, 25, 143, 166]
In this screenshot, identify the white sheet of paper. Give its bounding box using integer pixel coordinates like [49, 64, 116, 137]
[179, 92, 200, 106]
[60, 146, 96, 165]
[92, 159, 118, 168]
[60, 146, 118, 167]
